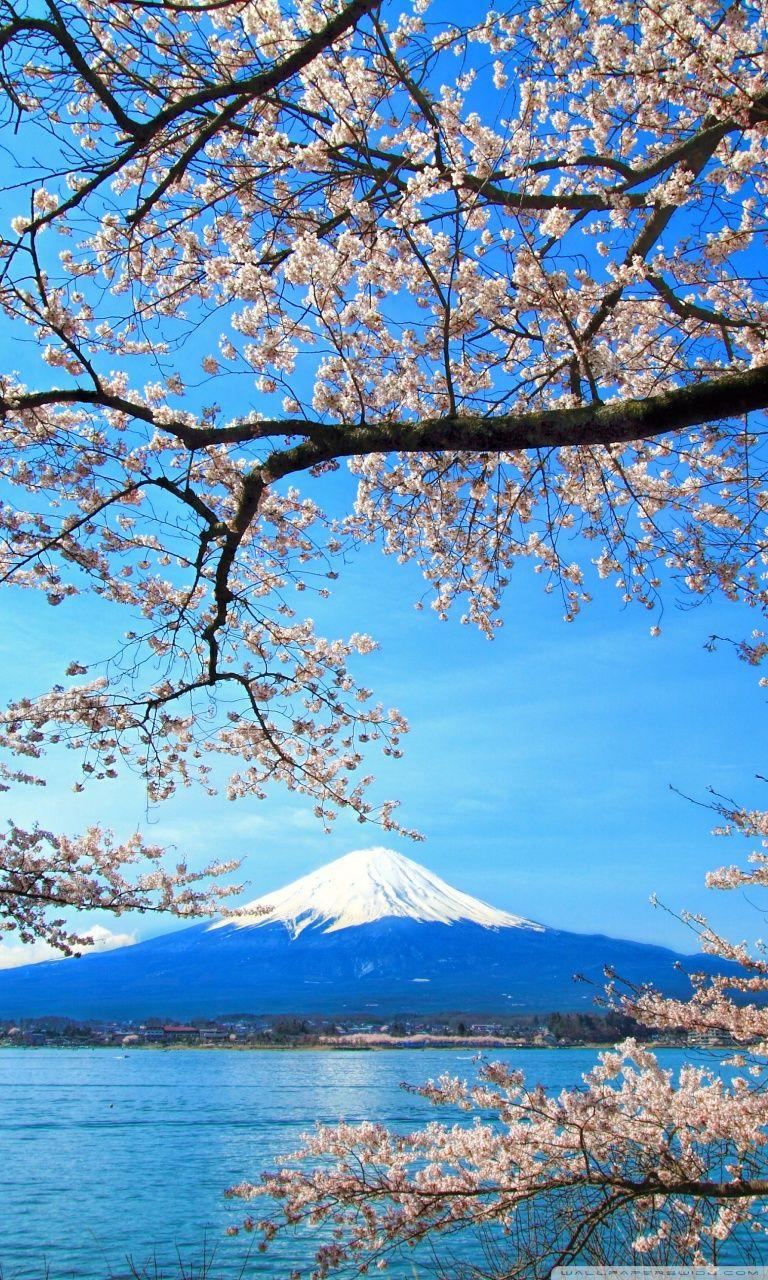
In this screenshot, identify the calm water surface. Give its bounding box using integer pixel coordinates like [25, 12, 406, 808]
[0, 1046, 733, 1279]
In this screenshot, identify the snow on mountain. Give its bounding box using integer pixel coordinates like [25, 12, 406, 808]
[210, 846, 544, 938]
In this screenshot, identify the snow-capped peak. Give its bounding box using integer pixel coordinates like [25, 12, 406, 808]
[211, 846, 543, 939]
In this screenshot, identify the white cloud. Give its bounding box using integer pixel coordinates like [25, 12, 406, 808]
[0, 924, 137, 970]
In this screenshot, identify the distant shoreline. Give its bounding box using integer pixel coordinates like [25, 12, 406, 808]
[0, 1036, 722, 1052]
[0, 1037, 553, 1052]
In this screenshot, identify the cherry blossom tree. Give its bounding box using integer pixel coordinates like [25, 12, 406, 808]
[0, 0, 767, 942]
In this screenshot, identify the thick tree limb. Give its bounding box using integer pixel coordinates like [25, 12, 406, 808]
[7, 365, 768, 460]
[263, 365, 768, 479]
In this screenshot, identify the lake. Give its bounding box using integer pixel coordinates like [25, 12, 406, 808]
[0, 1045, 741, 1279]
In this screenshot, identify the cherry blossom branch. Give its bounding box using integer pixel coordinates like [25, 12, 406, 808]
[1, 821, 242, 953]
[0, 0, 383, 235]
[263, 366, 768, 476]
[5, 364, 768, 458]
[241, 1043, 768, 1276]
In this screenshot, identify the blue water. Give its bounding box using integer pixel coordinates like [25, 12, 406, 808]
[0, 1046, 743, 1279]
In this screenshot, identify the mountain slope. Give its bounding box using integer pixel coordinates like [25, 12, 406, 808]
[0, 848, 725, 1020]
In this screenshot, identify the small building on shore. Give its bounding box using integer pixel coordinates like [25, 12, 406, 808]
[162, 1024, 201, 1042]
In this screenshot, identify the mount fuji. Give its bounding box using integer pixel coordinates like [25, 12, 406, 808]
[0, 847, 726, 1020]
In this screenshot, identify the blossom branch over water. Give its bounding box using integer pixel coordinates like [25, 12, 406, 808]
[237, 841, 768, 1276]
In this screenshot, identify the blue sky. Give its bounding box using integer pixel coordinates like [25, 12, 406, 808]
[1, 504, 765, 961]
